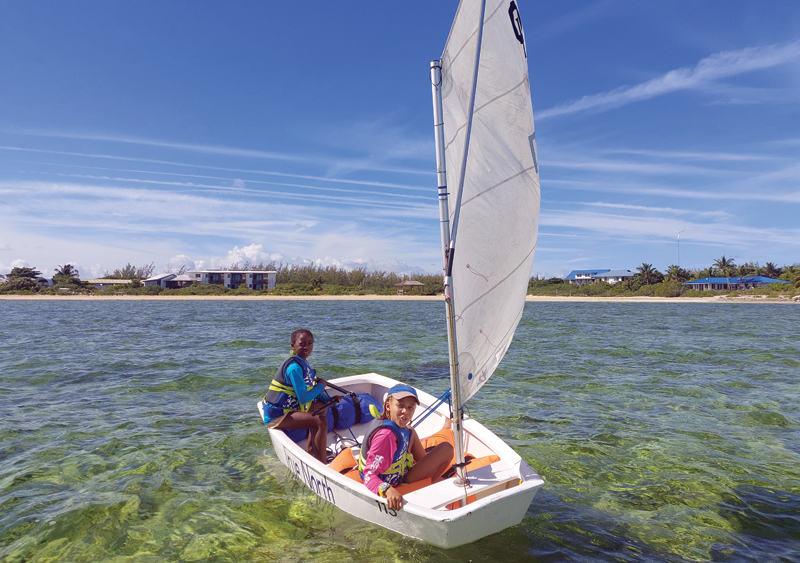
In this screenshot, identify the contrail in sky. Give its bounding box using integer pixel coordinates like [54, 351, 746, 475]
[539, 40, 800, 119]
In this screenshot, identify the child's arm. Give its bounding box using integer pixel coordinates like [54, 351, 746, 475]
[361, 430, 397, 496]
[286, 363, 328, 403]
[409, 428, 427, 462]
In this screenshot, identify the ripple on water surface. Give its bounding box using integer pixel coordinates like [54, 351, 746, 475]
[0, 300, 799, 562]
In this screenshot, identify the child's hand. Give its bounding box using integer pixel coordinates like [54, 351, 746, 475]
[385, 487, 403, 511]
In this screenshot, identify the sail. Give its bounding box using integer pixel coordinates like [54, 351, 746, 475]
[441, 0, 540, 403]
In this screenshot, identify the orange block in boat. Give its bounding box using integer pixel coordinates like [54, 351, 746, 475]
[329, 448, 358, 474]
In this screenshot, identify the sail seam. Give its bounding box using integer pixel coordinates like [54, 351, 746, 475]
[446, 0, 505, 67]
[473, 76, 529, 116]
[442, 75, 526, 154]
[458, 240, 537, 318]
[444, 76, 530, 153]
[441, 2, 520, 152]
[463, 300, 525, 402]
[460, 165, 539, 208]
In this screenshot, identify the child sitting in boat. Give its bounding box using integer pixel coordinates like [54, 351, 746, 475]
[261, 329, 336, 464]
[358, 384, 454, 510]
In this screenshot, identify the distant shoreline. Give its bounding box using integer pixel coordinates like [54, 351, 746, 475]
[1, 294, 797, 303]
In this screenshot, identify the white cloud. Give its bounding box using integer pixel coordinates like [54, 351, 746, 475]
[0, 259, 31, 275]
[165, 255, 196, 273]
[540, 208, 800, 249]
[315, 118, 432, 178]
[539, 40, 800, 119]
[575, 201, 733, 220]
[167, 246, 431, 275]
[301, 255, 428, 275]
[0, 144, 435, 180]
[532, 0, 622, 42]
[11, 129, 307, 163]
[219, 244, 276, 268]
[544, 157, 721, 176]
[603, 148, 777, 162]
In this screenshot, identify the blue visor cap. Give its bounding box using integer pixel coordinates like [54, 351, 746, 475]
[387, 384, 419, 404]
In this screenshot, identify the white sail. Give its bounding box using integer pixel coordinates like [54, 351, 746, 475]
[441, 0, 540, 403]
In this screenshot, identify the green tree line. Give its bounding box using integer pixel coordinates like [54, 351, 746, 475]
[3, 257, 799, 296]
[528, 257, 800, 297]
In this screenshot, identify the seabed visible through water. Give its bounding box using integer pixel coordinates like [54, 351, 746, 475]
[1, 299, 798, 562]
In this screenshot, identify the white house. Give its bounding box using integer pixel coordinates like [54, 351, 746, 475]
[594, 270, 634, 285]
[563, 269, 609, 286]
[564, 269, 634, 285]
[144, 273, 197, 289]
[186, 270, 277, 290]
[143, 273, 176, 288]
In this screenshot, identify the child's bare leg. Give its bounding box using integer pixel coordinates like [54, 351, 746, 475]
[405, 442, 454, 484]
[310, 415, 328, 463]
[273, 411, 329, 463]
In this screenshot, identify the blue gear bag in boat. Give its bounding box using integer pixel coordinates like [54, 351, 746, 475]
[278, 393, 381, 444]
[326, 393, 381, 430]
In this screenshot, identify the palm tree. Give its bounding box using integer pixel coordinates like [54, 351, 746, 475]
[53, 264, 80, 285]
[636, 263, 662, 285]
[733, 261, 759, 277]
[55, 264, 79, 279]
[693, 267, 712, 280]
[712, 255, 736, 278]
[764, 262, 782, 279]
[665, 264, 689, 282]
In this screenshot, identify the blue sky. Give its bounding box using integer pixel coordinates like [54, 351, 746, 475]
[1, 1, 798, 279]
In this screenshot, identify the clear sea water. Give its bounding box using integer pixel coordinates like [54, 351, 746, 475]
[1, 300, 798, 563]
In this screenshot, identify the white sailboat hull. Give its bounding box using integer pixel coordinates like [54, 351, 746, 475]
[260, 373, 544, 549]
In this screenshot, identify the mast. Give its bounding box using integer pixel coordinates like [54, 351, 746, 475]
[430, 60, 467, 486]
[431, 0, 487, 489]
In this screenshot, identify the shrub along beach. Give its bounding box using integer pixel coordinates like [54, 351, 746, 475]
[1, 258, 799, 300]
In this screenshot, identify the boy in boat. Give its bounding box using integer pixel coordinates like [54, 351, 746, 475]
[358, 384, 454, 510]
[261, 329, 336, 464]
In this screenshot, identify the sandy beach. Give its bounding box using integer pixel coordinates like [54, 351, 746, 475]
[1, 294, 797, 303]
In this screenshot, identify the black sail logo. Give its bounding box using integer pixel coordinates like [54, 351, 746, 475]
[508, 1, 527, 58]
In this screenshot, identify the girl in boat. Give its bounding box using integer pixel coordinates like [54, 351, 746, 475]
[261, 329, 335, 464]
[358, 384, 454, 510]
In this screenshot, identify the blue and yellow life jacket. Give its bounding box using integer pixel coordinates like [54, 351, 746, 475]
[358, 419, 415, 486]
[263, 355, 317, 419]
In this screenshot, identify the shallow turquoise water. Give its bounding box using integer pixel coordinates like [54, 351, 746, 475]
[1, 300, 798, 562]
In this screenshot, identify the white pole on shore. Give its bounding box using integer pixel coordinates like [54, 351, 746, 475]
[674, 229, 686, 267]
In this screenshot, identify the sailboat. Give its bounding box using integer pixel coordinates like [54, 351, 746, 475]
[259, 0, 542, 548]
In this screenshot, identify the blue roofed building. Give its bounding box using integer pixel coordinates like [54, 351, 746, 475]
[683, 276, 790, 291]
[563, 269, 610, 286]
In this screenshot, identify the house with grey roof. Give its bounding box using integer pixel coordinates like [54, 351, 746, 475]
[84, 278, 133, 290]
[594, 270, 634, 285]
[144, 273, 200, 289]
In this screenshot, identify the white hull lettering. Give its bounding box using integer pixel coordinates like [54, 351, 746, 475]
[285, 448, 336, 505]
[375, 499, 398, 517]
